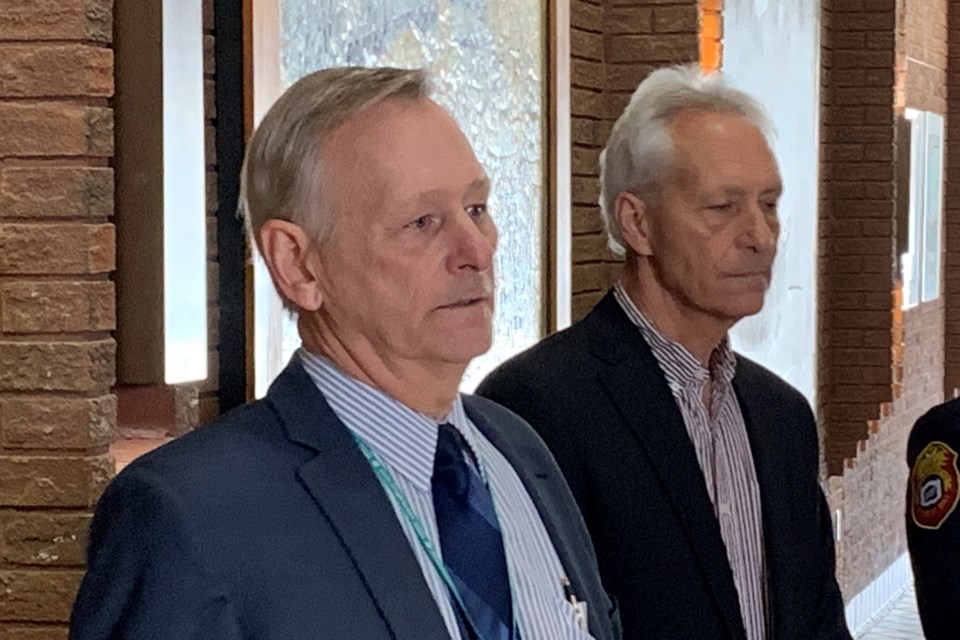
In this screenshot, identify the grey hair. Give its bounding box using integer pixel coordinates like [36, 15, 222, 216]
[598, 64, 775, 256]
[239, 67, 432, 251]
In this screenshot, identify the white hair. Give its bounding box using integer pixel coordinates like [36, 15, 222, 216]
[598, 64, 775, 256]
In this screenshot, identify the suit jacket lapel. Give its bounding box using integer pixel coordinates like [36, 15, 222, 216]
[586, 292, 747, 638]
[265, 362, 451, 640]
[464, 400, 575, 576]
[464, 398, 611, 640]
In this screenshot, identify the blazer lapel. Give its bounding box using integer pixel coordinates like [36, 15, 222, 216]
[464, 398, 611, 640]
[586, 292, 747, 639]
[463, 399, 577, 576]
[265, 362, 451, 640]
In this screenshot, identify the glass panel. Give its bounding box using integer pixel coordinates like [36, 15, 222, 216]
[254, 0, 545, 395]
[723, 0, 821, 402]
[921, 113, 944, 302]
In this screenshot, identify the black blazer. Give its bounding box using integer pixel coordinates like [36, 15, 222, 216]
[477, 291, 850, 640]
[70, 360, 620, 640]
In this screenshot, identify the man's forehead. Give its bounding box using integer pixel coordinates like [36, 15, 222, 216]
[395, 174, 492, 204]
[667, 117, 779, 185]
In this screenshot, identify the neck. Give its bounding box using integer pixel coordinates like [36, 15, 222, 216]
[298, 314, 462, 419]
[620, 258, 732, 367]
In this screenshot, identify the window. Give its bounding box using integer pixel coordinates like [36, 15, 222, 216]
[901, 109, 944, 307]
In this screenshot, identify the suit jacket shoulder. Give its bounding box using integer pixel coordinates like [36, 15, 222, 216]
[909, 397, 960, 460]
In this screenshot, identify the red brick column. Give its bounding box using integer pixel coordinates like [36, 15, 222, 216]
[570, 0, 703, 321]
[0, 1, 116, 636]
[818, 0, 899, 473]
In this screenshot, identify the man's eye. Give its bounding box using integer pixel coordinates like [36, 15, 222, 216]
[762, 201, 779, 214]
[406, 215, 432, 230]
[466, 204, 488, 218]
[708, 202, 736, 212]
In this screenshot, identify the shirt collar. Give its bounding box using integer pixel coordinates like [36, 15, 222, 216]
[613, 282, 736, 387]
[297, 348, 481, 491]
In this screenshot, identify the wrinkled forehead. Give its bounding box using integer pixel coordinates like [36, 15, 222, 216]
[322, 98, 488, 209]
[665, 110, 781, 192]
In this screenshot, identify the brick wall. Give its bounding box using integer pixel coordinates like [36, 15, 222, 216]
[822, 0, 949, 601]
[571, 0, 617, 321]
[818, 0, 899, 474]
[0, 1, 116, 636]
[570, 0, 702, 321]
[828, 300, 945, 599]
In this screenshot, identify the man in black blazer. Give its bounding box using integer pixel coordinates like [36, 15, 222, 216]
[479, 65, 850, 640]
[70, 67, 618, 640]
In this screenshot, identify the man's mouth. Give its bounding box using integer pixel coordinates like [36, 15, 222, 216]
[439, 296, 490, 309]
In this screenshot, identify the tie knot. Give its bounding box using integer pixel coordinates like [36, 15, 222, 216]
[434, 423, 473, 500]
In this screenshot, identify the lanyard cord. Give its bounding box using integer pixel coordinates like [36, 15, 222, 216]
[352, 433, 520, 640]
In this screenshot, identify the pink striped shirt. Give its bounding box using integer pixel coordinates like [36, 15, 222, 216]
[614, 283, 767, 640]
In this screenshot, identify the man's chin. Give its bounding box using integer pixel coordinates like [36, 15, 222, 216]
[728, 298, 767, 322]
[432, 332, 493, 366]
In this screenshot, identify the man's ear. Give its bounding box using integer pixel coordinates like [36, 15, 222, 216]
[257, 220, 324, 311]
[614, 192, 654, 256]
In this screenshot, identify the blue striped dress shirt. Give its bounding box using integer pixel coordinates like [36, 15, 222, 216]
[298, 349, 594, 640]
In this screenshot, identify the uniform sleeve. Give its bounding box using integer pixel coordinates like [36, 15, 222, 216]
[69, 468, 242, 640]
[905, 405, 960, 640]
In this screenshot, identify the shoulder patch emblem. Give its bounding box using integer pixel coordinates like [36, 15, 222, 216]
[911, 440, 960, 530]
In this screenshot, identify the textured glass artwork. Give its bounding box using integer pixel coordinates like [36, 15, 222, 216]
[724, 0, 821, 403]
[255, 0, 545, 394]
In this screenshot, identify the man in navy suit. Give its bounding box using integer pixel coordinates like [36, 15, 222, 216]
[478, 65, 850, 639]
[70, 67, 619, 640]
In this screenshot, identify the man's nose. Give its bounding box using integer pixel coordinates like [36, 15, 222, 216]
[740, 203, 778, 255]
[448, 210, 497, 272]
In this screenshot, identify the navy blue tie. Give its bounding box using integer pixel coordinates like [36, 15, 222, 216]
[432, 423, 516, 640]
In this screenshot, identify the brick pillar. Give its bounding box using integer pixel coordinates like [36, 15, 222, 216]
[571, 0, 613, 320]
[818, 0, 899, 473]
[0, 1, 116, 636]
[570, 0, 703, 321]
[945, 1, 960, 397]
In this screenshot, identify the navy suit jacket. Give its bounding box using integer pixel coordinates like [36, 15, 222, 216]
[477, 291, 851, 640]
[70, 361, 620, 640]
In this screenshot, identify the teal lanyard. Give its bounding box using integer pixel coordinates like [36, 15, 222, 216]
[352, 433, 520, 640]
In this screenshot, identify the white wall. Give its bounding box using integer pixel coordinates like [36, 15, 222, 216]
[724, 0, 821, 404]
